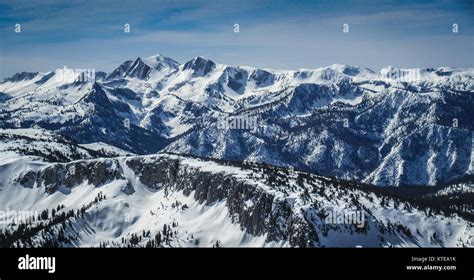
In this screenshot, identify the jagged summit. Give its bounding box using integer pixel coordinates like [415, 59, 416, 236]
[104, 60, 134, 81]
[3, 52, 473, 86]
[182, 56, 216, 76]
[104, 54, 179, 81]
[124, 57, 152, 79]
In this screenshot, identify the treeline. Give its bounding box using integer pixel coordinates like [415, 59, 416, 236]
[99, 222, 180, 248]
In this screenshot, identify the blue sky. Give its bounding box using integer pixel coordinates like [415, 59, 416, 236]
[0, 0, 473, 79]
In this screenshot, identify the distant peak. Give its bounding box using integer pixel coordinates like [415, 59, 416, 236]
[142, 53, 180, 70]
[124, 58, 152, 79]
[147, 53, 166, 59]
[194, 56, 212, 63]
[326, 64, 375, 77]
[133, 57, 145, 64]
[183, 56, 216, 76]
[3, 72, 39, 83]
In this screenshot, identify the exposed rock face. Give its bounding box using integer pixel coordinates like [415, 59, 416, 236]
[126, 157, 177, 189]
[20, 160, 124, 193]
[125, 156, 318, 246]
[15, 155, 320, 246]
[183, 57, 216, 76]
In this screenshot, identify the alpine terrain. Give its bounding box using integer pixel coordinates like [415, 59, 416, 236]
[0, 53, 472, 247]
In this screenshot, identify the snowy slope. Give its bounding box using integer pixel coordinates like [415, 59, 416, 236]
[0, 154, 472, 248]
[0, 128, 120, 162]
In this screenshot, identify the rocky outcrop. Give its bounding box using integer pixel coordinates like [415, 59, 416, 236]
[18, 159, 124, 193]
[16, 155, 319, 246]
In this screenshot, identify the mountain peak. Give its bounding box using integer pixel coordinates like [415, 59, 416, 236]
[2, 72, 39, 83]
[104, 60, 134, 81]
[105, 53, 179, 82]
[183, 56, 216, 76]
[124, 58, 152, 79]
[142, 53, 180, 70]
[325, 64, 375, 77]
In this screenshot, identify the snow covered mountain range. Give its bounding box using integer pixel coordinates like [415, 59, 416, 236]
[1, 53, 472, 186]
[0, 53, 472, 247]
